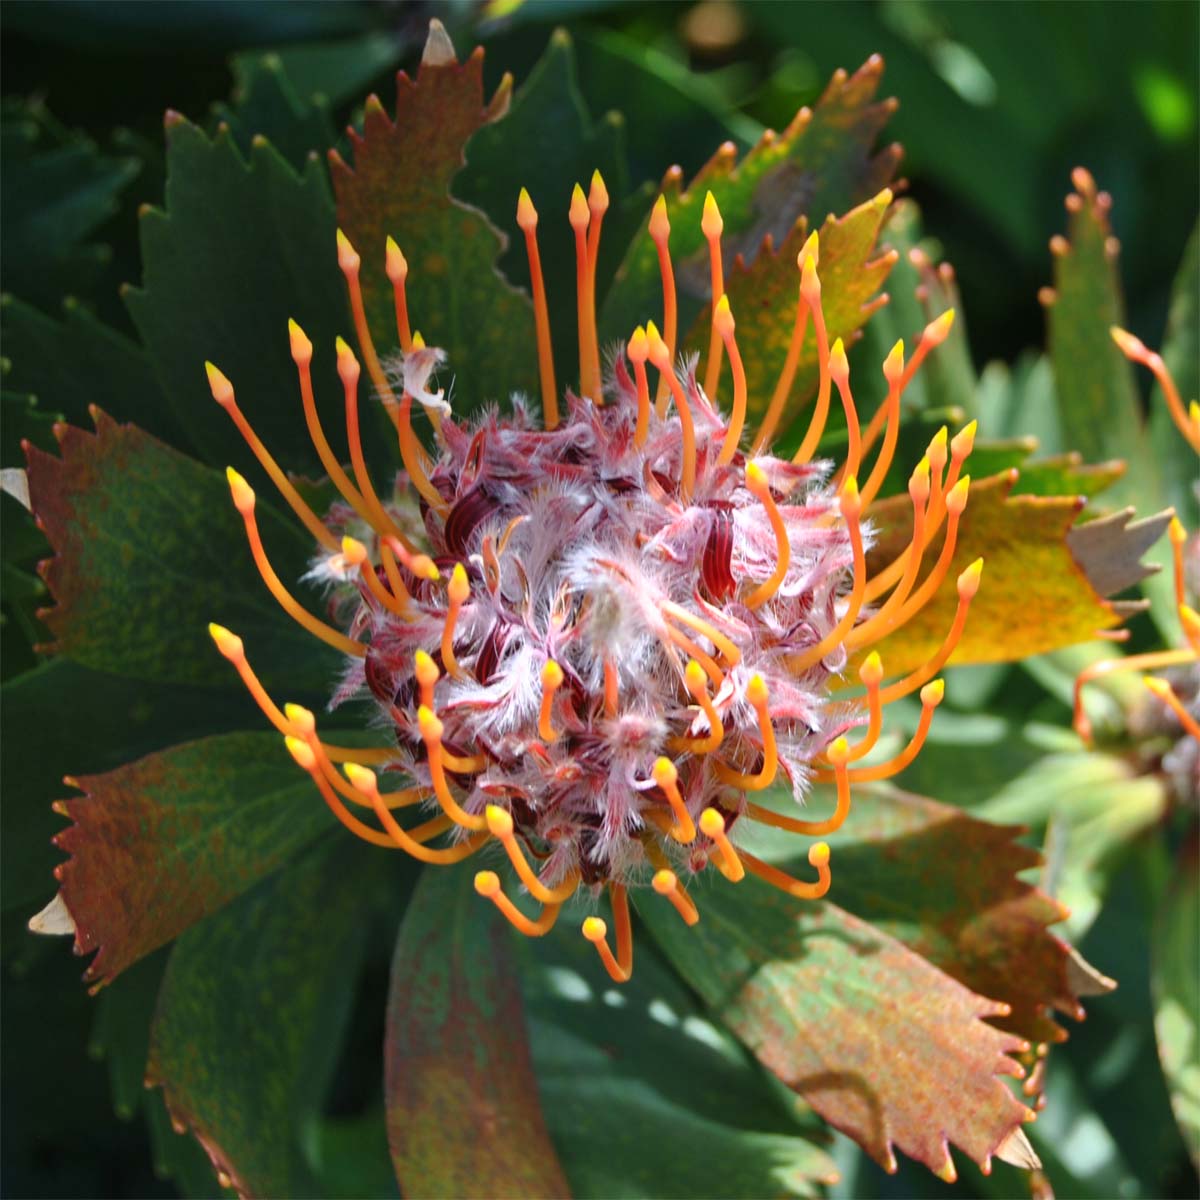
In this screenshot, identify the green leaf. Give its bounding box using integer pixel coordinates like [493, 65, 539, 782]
[0, 99, 139, 313]
[741, 785, 1085, 1045]
[454, 29, 647, 390]
[331, 32, 539, 408]
[1046, 170, 1156, 510]
[1, 295, 194, 456]
[600, 56, 901, 350]
[385, 864, 569, 1199]
[124, 115, 376, 478]
[51, 731, 336, 987]
[860, 470, 1139, 676]
[1, 658, 264, 916]
[146, 839, 379, 1198]
[522, 923, 840, 1198]
[681, 189, 894, 446]
[24, 411, 342, 690]
[640, 886, 1034, 1178]
[1152, 838, 1199, 1168]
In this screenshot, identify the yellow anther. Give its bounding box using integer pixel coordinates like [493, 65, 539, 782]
[569, 183, 589, 229]
[475, 871, 500, 897]
[287, 319, 313, 365]
[588, 169, 609, 215]
[928, 426, 949, 474]
[924, 308, 956, 346]
[861, 650, 883, 685]
[910, 456, 932, 500]
[205, 361, 234, 405]
[582, 916, 607, 941]
[951, 419, 977, 461]
[448, 562, 470, 604]
[516, 187, 538, 231]
[713, 293, 734, 335]
[283, 702, 316, 737]
[628, 326, 649, 363]
[828, 337, 849, 382]
[411, 331, 426, 349]
[226, 466, 255, 514]
[414, 649, 439, 707]
[649, 195, 670, 241]
[883, 339, 905, 381]
[798, 229, 819, 269]
[701, 191, 723, 238]
[385, 236, 408, 282]
[285, 734, 316, 771]
[946, 474, 971, 514]
[335, 227, 360, 272]
[958, 557, 984, 599]
[209, 622, 243, 660]
[341, 536, 367, 566]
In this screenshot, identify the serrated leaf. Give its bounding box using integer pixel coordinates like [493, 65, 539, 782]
[24, 411, 341, 690]
[861, 470, 1140, 677]
[522, 922, 839, 1198]
[743, 785, 1084, 1045]
[641, 886, 1032, 1178]
[385, 864, 569, 1199]
[1, 295, 193, 455]
[1, 658, 266, 916]
[124, 115, 377, 478]
[601, 56, 901, 349]
[682, 189, 894, 444]
[331, 34, 539, 408]
[50, 731, 336, 988]
[147, 839, 377, 1199]
[1152, 837, 1200, 1169]
[453, 28, 647, 389]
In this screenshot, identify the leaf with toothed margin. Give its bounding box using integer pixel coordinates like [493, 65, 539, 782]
[858, 470, 1161, 679]
[123, 112, 394, 480]
[48, 731, 340, 988]
[521, 919, 840, 1198]
[147, 839, 385, 1199]
[738, 785, 1094, 1046]
[639, 884, 1035, 1180]
[331, 24, 539, 409]
[453, 28, 649, 393]
[1045, 169, 1156, 510]
[23, 411, 344, 690]
[680, 189, 895, 446]
[600, 56, 901, 352]
[385, 864, 570, 1199]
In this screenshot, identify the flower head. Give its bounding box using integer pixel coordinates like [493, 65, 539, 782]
[208, 175, 978, 981]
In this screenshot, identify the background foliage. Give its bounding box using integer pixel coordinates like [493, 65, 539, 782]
[2, 2, 1196, 1198]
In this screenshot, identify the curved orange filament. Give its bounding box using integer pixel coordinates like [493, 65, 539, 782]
[845, 461, 931, 650]
[1169, 517, 1187, 611]
[418, 705, 486, 830]
[701, 193, 726, 402]
[713, 674, 778, 791]
[1144, 677, 1200, 741]
[570, 183, 602, 403]
[652, 869, 700, 926]
[858, 341, 905, 508]
[846, 652, 884, 762]
[649, 196, 677, 415]
[517, 189, 558, 430]
[628, 326, 652, 446]
[336, 229, 395, 405]
[1073, 647, 1199, 742]
[663, 625, 724, 690]
[485, 805, 581, 903]
[586, 169, 608, 297]
[743, 462, 791, 609]
[289, 321, 381, 533]
[582, 885, 633, 982]
[828, 338, 862, 481]
[739, 842, 832, 899]
[667, 659, 724, 754]
[818, 681, 944, 782]
[206, 363, 338, 552]
[791, 256, 832, 464]
[603, 657, 620, 717]
[749, 736, 852, 834]
[876, 559, 983, 706]
[539, 659, 564, 743]
[652, 756, 696, 843]
[787, 480, 866, 673]
[1112, 327, 1200, 453]
[662, 599, 741, 666]
[385, 237, 413, 352]
[226, 469, 365, 657]
[377, 542, 416, 617]
[715, 296, 748, 464]
[341, 537, 409, 618]
[441, 563, 470, 681]
[337, 339, 411, 548]
[396, 393, 448, 516]
[476, 871, 563, 937]
[699, 808, 745, 882]
[646, 321, 696, 503]
[898, 310, 955, 392]
[753, 236, 816, 454]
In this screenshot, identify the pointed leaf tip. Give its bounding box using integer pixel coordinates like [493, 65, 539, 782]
[422, 18, 458, 68]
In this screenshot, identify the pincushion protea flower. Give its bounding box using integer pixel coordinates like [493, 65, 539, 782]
[205, 169, 979, 981]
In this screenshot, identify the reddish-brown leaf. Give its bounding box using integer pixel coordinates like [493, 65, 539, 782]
[385, 865, 570, 1198]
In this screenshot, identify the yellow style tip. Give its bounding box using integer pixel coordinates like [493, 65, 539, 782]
[284, 703, 316, 737]
[860, 651, 884, 686]
[698, 807, 725, 837]
[951, 419, 977, 459]
[569, 183, 589, 229]
[417, 704, 444, 738]
[883, 338, 905, 381]
[284, 735, 316, 771]
[826, 736, 850, 764]
[828, 337, 849, 381]
[448, 562, 470, 603]
[746, 673, 768, 706]
[921, 678, 946, 706]
[839, 475, 861, 517]
[909, 457, 931, 501]
[958, 557, 984, 598]
[582, 916, 607, 942]
[649, 194, 670, 241]
[516, 187, 538, 231]
[1169, 516, 1187, 545]
[474, 870, 500, 897]
[205, 361, 234, 405]
[684, 658, 707, 689]
[1143, 676, 1171, 700]
[713, 292, 735, 335]
[627, 326, 649, 363]
[946, 475, 971, 515]
[1180, 604, 1200, 637]
[652, 869, 678, 895]
[701, 190, 724, 238]
[335, 228, 360, 272]
[414, 649, 439, 683]
[652, 756, 678, 786]
[928, 425, 949, 466]
[411, 330, 426, 349]
[745, 460, 768, 495]
[208, 622, 243, 659]
[797, 229, 819, 270]
[924, 308, 956, 346]
[809, 841, 831, 866]
[385, 236, 408, 282]
[800, 251, 820, 300]
[225, 466, 255, 514]
[340, 535, 367, 565]
[485, 804, 514, 837]
[1109, 326, 1143, 358]
[288, 318, 313, 365]
[541, 659, 564, 688]
[588, 169, 609, 212]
